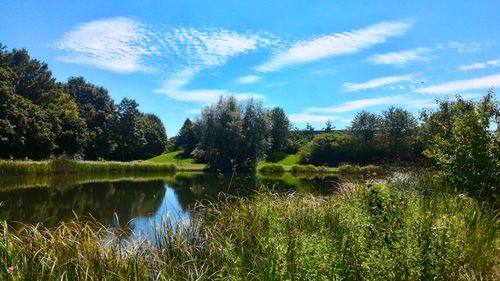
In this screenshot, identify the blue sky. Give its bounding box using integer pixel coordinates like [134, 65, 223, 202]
[1, 1, 500, 135]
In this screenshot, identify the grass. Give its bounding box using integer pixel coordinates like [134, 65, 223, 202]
[1, 173, 497, 280]
[0, 158, 177, 176]
[146, 150, 207, 170]
[261, 152, 300, 166]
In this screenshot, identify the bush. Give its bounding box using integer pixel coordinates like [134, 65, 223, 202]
[258, 164, 285, 175]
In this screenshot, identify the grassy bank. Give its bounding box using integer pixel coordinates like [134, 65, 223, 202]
[0, 159, 178, 176]
[1, 175, 497, 280]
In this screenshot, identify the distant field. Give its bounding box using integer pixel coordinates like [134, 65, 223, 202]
[147, 150, 207, 170]
[261, 152, 300, 166]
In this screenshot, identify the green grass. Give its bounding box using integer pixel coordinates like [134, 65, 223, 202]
[1, 173, 497, 280]
[147, 150, 207, 170]
[0, 158, 177, 176]
[261, 152, 300, 166]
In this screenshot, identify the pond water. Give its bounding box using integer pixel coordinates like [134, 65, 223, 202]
[0, 172, 346, 239]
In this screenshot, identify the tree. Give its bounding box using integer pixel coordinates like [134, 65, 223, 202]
[115, 98, 146, 161]
[176, 118, 198, 154]
[349, 111, 381, 142]
[381, 107, 418, 160]
[138, 114, 168, 159]
[421, 92, 499, 200]
[269, 107, 290, 152]
[65, 77, 118, 160]
[192, 96, 271, 172]
[323, 120, 334, 133]
[241, 99, 271, 171]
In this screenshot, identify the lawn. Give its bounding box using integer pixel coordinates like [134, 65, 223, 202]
[261, 152, 300, 166]
[147, 150, 207, 170]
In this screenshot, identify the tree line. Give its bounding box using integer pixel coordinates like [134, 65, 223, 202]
[174, 92, 498, 199]
[0, 45, 167, 160]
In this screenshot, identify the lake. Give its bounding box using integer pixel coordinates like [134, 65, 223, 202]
[0, 172, 346, 239]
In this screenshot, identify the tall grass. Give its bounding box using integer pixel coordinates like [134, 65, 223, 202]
[1, 175, 498, 280]
[258, 164, 285, 175]
[0, 158, 177, 176]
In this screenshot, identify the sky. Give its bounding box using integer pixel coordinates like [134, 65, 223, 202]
[1, 0, 500, 135]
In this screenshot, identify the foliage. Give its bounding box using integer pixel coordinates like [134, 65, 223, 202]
[175, 118, 198, 154]
[1, 176, 497, 280]
[0, 45, 167, 161]
[269, 107, 291, 152]
[298, 133, 353, 165]
[262, 152, 301, 165]
[258, 164, 285, 175]
[192, 97, 270, 172]
[421, 92, 500, 202]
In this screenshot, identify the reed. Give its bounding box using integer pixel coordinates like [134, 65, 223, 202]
[0, 158, 176, 176]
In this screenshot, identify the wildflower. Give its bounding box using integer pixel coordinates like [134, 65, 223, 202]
[7, 265, 16, 274]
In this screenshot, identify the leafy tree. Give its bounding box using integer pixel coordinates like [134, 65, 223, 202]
[241, 99, 271, 171]
[65, 77, 118, 159]
[139, 114, 168, 159]
[349, 111, 381, 142]
[192, 96, 271, 172]
[421, 92, 499, 200]
[176, 118, 198, 154]
[269, 107, 290, 152]
[381, 107, 418, 161]
[114, 98, 147, 161]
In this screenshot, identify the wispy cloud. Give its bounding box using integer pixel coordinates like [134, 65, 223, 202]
[289, 114, 342, 124]
[55, 17, 154, 73]
[255, 20, 413, 72]
[415, 73, 500, 94]
[447, 41, 482, 53]
[55, 17, 274, 74]
[237, 75, 262, 84]
[154, 68, 264, 104]
[343, 74, 417, 92]
[368, 48, 431, 66]
[459, 59, 500, 71]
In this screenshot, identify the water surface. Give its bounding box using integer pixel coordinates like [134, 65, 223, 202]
[0, 172, 343, 238]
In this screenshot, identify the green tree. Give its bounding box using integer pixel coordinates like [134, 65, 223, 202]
[382, 107, 418, 161]
[114, 98, 146, 161]
[65, 77, 118, 159]
[269, 107, 290, 152]
[323, 120, 334, 133]
[176, 118, 198, 154]
[299, 133, 353, 165]
[421, 92, 499, 200]
[241, 99, 271, 171]
[139, 114, 168, 159]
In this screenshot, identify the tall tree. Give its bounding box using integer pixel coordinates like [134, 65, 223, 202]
[176, 118, 198, 154]
[115, 98, 146, 161]
[382, 107, 418, 160]
[65, 77, 118, 160]
[241, 100, 270, 170]
[269, 107, 290, 152]
[139, 114, 168, 159]
[323, 120, 334, 133]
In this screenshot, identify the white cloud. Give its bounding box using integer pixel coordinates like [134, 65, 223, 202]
[448, 41, 482, 53]
[154, 67, 264, 104]
[459, 59, 500, 71]
[255, 20, 413, 72]
[304, 95, 436, 115]
[55, 17, 274, 74]
[415, 73, 500, 94]
[289, 114, 341, 123]
[343, 74, 417, 92]
[55, 17, 153, 73]
[367, 48, 431, 66]
[237, 75, 261, 84]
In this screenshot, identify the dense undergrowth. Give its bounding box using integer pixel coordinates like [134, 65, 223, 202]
[1, 173, 497, 280]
